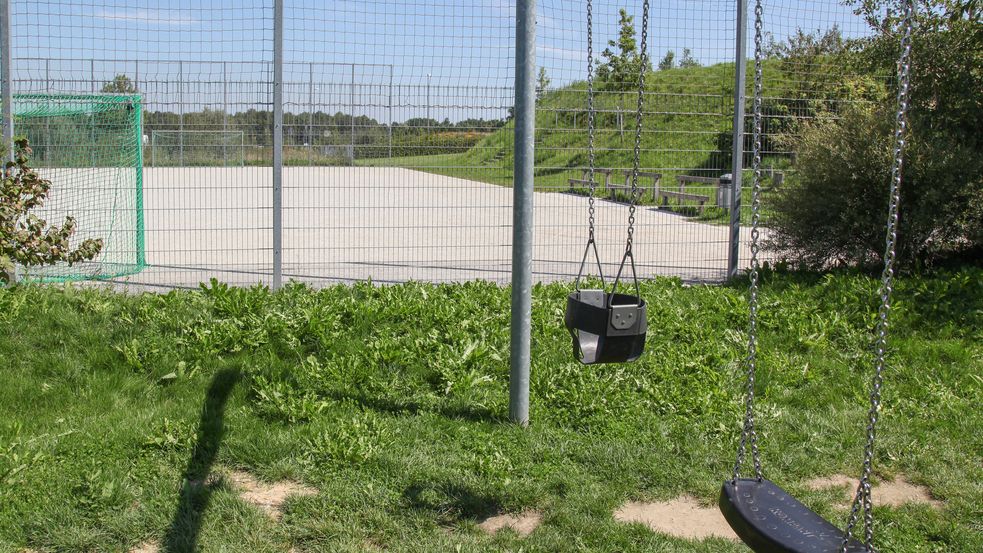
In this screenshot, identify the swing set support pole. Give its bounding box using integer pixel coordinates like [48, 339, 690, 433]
[510, 0, 536, 427]
[1, 0, 13, 163]
[728, 0, 748, 280]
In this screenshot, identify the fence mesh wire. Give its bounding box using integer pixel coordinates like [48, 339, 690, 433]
[756, 0, 891, 180]
[278, 1, 517, 285]
[4, 1, 887, 289]
[536, 1, 740, 283]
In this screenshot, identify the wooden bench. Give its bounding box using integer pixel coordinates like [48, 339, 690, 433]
[567, 178, 597, 193]
[658, 190, 710, 213]
[667, 175, 715, 214]
[571, 168, 614, 191]
[609, 171, 663, 201]
[675, 175, 719, 189]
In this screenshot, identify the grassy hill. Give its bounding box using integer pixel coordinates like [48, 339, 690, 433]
[357, 62, 800, 222]
[360, 61, 791, 220]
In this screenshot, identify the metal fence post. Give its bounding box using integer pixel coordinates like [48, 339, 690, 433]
[272, 0, 284, 290]
[388, 65, 393, 159]
[223, 61, 229, 167]
[134, 59, 140, 167]
[728, 0, 748, 280]
[510, 0, 536, 427]
[308, 62, 313, 165]
[350, 63, 355, 164]
[90, 58, 96, 166]
[45, 58, 51, 164]
[0, 0, 11, 163]
[178, 60, 184, 167]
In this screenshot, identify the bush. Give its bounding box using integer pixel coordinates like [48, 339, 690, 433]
[765, 100, 982, 269]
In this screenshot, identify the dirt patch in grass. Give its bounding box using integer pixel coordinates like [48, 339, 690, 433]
[805, 474, 857, 492]
[477, 510, 543, 537]
[360, 538, 387, 551]
[805, 474, 942, 508]
[225, 469, 318, 520]
[614, 496, 739, 541]
[128, 541, 159, 553]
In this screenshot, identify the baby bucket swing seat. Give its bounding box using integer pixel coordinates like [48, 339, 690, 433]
[565, 0, 650, 365]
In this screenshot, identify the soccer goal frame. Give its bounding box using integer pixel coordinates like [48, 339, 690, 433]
[12, 93, 146, 282]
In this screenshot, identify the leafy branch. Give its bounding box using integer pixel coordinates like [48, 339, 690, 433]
[0, 138, 103, 283]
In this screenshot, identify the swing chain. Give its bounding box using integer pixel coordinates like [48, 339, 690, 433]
[626, 0, 649, 254]
[733, 0, 765, 484]
[842, 1, 914, 551]
[575, 0, 606, 292]
[611, 0, 648, 301]
[586, 0, 597, 242]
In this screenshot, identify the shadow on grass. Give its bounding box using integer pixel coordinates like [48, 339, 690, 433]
[404, 480, 502, 523]
[162, 368, 241, 553]
[318, 389, 502, 424]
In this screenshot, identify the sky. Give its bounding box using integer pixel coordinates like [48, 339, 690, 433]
[9, 1, 876, 121]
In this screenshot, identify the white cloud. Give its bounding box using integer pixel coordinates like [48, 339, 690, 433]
[537, 44, 584, 62]
[95, 9, 196, 26]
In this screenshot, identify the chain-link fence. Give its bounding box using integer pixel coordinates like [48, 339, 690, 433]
[2, 1, 886, 289]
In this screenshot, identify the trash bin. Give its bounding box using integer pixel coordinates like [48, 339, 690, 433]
[718, 173, 732, 209]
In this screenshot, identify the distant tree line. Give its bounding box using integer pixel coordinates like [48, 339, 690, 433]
[97, 71, 507, 161]
[144, 109, 504, 146]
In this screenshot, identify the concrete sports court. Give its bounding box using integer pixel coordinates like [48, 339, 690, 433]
[116, 166, 761, 288]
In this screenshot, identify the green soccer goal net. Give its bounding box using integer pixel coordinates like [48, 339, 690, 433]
[11, 93, 146, 282]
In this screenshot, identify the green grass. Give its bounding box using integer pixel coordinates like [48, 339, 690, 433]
[357, 152, 516, 189]
[1, 270, 981, 552]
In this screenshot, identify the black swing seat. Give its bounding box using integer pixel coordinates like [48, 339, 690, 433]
[719, 479, 868, 553]
[565, 290, 646, 364]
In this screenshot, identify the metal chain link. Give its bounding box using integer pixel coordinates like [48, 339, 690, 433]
[841, 1, 914, 551]
[575, 0, 605, 292]
[586, 0, 597, 242]
[610, 0, 649, 300]
[626, 0, 649, 252]
[733, 0, 765, 483]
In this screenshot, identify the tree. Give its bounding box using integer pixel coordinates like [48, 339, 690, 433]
[765, 26, 845, 60]
[658, 50, 675, 71]
[742, 26, 852, 157]
[678, 47, 701, 68]
[1, 139, 103, 283]
[535, 67, 551, 102]
[597, 9, 651, 91]
[853, 0, 978, 32]
[403, 117, 440, 129]
[101, 74, 137, 94]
